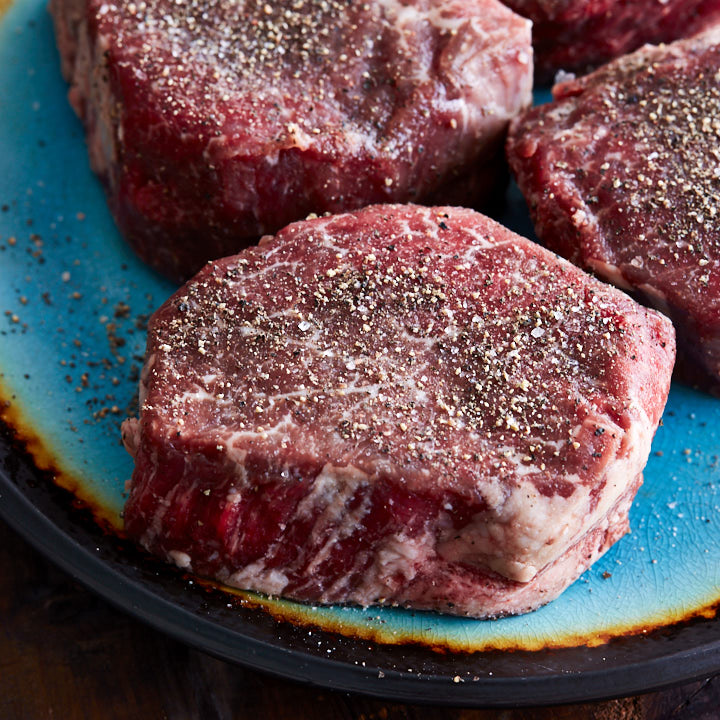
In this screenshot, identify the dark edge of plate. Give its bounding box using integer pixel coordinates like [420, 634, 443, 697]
[1, 421, 719, 709]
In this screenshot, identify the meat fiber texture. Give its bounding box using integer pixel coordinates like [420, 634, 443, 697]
[507, 28, 720, 393]
[121, 204, 675, 618]
[49, 0, 532, 283]
[502, 0, 720, 82]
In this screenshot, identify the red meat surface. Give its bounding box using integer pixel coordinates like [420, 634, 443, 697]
[503, 0, 720, 81]
[50, 0, 532, 281]
[508, 28, 720, 392]
[122, 204, 674, 617]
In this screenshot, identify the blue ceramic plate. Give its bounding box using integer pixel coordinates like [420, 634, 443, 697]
[1, 0, 720, 706]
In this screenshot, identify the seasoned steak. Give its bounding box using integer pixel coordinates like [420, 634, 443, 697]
[502, 0, 720, 81]
[121, 204, 674, 618]
[507, 29, 720, 392]
[50, 0, 532, 282]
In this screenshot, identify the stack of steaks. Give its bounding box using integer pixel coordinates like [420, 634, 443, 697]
[49, 0, 720, 617]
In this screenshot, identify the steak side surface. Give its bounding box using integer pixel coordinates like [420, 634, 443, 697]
[122, 204, 675, 618]
[502, 0, 720, 82]
[507, 28, 720, 393]
[50, 0, 532, 282]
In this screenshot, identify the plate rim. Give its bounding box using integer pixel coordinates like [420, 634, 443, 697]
[1, 0, 719, 703]
[2, 430, 720, 708]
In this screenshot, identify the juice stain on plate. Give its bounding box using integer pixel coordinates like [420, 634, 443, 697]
[192, 576, 720, 653]
[0, 378, 123, 533]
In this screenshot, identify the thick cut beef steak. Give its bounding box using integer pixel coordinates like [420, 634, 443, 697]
[508, 29, 720, 392]
[50, 0, 532, 282]
[502, 0, 720, 82]
[122, 204, 674, 618]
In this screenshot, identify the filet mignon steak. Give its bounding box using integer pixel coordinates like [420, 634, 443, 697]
[507, 28, 720, 392]
[122, 204, 674, 618]
[502, 0, 720, 82]
[50, 0, 532, 282]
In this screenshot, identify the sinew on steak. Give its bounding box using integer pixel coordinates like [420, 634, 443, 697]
[121, 204, 675, 617]
[502, 0, 720, 82]
[507, 28, 720, 392]
[50, 0, 532, 282]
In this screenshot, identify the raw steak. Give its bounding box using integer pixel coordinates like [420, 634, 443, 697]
[50, 0, 532, 282]
[502, 0, 720, 82]
[507, 28, 720, 392]
[121, 204, 674, 618]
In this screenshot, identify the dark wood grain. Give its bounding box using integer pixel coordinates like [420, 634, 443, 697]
[0, 517, 717, 720]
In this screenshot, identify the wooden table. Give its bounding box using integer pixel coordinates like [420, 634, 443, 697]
[1, 517, 718, 720]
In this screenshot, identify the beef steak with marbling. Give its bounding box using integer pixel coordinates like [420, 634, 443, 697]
[502, 0, 720, 81]
[508, 28, 720, 392]
[122, 204, 674, 617]
[50, 0, 532, 281]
